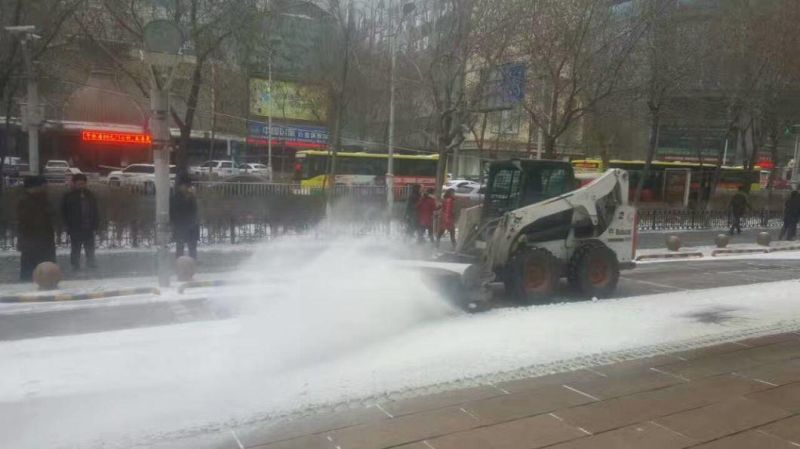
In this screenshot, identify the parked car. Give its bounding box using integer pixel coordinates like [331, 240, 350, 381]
[445, 179, 485, 201]
[107, 164, 176, 193]
[2, 157, 29, 177]
[239, 163, 270, 176]
[44, 160, 81, 182]
[189, 160, 236, 178]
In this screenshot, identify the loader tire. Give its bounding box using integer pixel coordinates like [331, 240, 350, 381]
[568, 242, 619, 299]
[506, 247, 560, 304]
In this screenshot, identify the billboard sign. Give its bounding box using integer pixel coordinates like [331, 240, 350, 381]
[249, 79, 328, 122]
[247, 121, 328, 148]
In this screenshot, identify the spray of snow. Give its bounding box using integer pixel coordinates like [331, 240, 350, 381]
[0, 234, 455, 448]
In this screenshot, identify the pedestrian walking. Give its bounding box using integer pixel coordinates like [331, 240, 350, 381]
[17, 176, 55, 281]
[170, 177, 199, 259]
[729, 187, 750, 235]
[61, 173, 99, 270]
[780, 190, 800, 241]
[416, 187, 437, 243]
[405, 184, 422, 237]
[437, 188, 457, 249]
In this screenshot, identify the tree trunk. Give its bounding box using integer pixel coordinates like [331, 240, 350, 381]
[544, 135, 557, 160]
[634, 108, 660, 206]
[176, 63, 204, 177]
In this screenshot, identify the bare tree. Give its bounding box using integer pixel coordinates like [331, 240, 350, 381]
[516, 0, 646, 160]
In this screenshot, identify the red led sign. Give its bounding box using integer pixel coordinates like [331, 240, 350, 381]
[82, 130, 152, 145]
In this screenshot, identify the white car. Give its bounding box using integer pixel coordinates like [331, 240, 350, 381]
[239, 163, 270, 175]
[107, 164, 176, 192]
[444, 179, 485, 201]
[44, 160, 81, 180]
[190, 160, 236, 178]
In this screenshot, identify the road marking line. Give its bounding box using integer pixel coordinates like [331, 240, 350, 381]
[459, 407, 480, 421]
[756, 429, 800, 447]
[562, 384, 601, 402]
[326, 435, 333, 442]
[649, 420, 692, 439]
[549, 412, 564, 421]
[229, 430, 244, 449]
[753, 377, 780, 387]
[422, 440, 437, 449]
[621, 277, 687, 291]
[649, 367, 691, 382]
[584, 367, 608, 378]
[375, 403, 394, 418]
[577, 427, 593, 435]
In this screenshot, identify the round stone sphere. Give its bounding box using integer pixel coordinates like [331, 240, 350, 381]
[757, 231, 772, 247]
[666, 235, 681, 251]
[175, 256, 196, 282]
[33, 262, 62, 290]
[715, 234, 729, 248]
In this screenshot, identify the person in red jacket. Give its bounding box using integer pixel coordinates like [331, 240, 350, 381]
[416, 187, 437, 243]
[438, 188, 456, 248]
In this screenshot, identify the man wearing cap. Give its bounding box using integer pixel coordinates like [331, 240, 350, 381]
[17, 176, 56, 281]
[61, 173, 99, 270]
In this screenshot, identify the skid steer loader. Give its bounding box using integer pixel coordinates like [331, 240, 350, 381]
[450, 159, 637, 308]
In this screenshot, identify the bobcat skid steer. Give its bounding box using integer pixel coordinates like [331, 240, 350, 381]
[448, 159, 637, 309]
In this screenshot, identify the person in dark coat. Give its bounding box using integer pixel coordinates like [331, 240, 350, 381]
[61, 173, 99, 269]
[729, 187, 750, 235]
[170, 177, 199, 259]
[780, 190, 800, 241]
[17, 176, 56, 281]
[405, 184, 422, 237]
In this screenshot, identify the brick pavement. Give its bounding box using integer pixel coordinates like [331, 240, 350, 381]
[237, 332, 800, 449]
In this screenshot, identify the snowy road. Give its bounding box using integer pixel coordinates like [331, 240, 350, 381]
[3, 238, 800, 448]
[2, 257, 800, 341]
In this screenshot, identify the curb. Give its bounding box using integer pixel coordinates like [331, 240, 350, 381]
[178, 279, 255, 294]
[636, 252, 703, 261]
[0, 287, 160, 304]
[768, 245, 800, 254]
[711, 248, 770, 257]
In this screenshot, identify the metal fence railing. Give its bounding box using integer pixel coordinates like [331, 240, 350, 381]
[637, 209, 783, 231]
[0, 208, 785, 251]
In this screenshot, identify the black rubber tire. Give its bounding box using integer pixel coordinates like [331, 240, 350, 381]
[506, 247, 560, 304]
[568, 241, 620, 299]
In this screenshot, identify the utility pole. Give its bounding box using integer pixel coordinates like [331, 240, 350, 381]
[142, 19, 190, 288]
[267, 49, 274, 181]
[5, 26, 42, 174]
[387, 2, 416, 212]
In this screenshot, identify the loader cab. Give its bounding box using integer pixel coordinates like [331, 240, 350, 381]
[483, 160, 576, 221]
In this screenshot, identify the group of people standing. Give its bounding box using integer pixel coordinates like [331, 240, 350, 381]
[17, 174, 98, 280]
[15, 174, 200, 281]
[404, 185, 457, 248]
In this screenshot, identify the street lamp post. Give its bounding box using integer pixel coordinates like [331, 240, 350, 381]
[142, 19, 189, 288]
[267, 50, 273, 181]
[5, 26, 42, 175]
[387, 2, 415, 214]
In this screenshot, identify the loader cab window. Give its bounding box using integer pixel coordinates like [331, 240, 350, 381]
[485, 166, 522, 218]
[521, 165, 572, 206]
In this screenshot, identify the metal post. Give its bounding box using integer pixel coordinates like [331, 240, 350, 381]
[20, 38, 40, 175]
[387, 1, 397, 212]
[150, 87, 171, 287]
[267, 51, 274, 182]
[722, 138, 729, 167]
